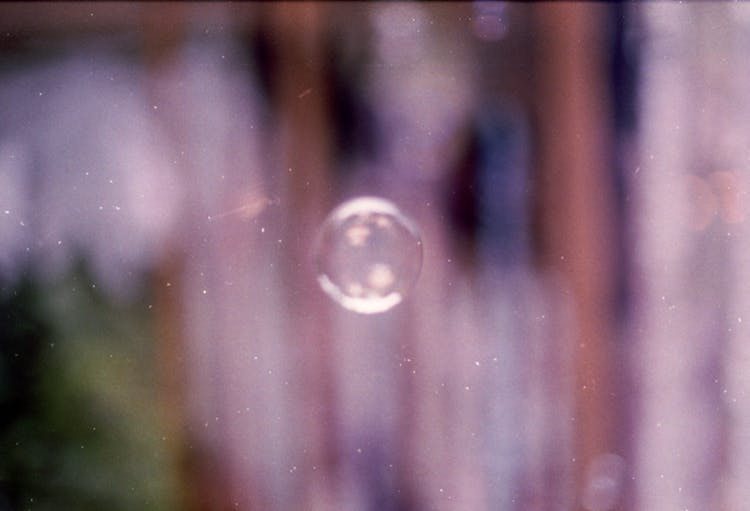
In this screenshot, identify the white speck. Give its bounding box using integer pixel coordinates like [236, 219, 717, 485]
[202, 289, 207, 295]
[3, 210, 9, 214]
[464, 386, 470, 391]
[738, 317, 742, 323]
[114, 205, 121, 211]
[153, 105, 158, 110]
[356, 448, 362, 453]
[474, 361, 480, 366]
[57, 240, 62, 245]
[261, 227, 265, 233]
[166, 282, 171, 287]
[38, 91, 43, 96]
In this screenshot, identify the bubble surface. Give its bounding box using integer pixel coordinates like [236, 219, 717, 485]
[314, 197, 423, 314]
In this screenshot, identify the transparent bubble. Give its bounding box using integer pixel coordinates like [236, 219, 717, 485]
[314, 197, 423, 314]
[582, 453, 625, 511]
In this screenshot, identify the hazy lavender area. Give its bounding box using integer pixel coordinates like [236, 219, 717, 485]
[1, 3, 749, 511]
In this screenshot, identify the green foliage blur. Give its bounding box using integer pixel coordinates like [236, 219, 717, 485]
[0, 264, 178, 511]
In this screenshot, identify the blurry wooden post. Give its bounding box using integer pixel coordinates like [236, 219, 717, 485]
[141, 5, 214, 511]
[531, 3, 620, 510]
[263, 2, 337, 508]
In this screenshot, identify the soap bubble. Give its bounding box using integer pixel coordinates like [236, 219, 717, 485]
[314, 197, 423, 314]
[582, 453, 625, 511]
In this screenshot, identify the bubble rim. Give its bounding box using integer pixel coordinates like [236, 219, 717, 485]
[317, 273, 404, 314]
[326, 196, 421, 240]
[313, 196, 423, 315]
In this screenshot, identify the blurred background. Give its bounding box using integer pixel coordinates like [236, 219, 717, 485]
[1, 2, 749, 510]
